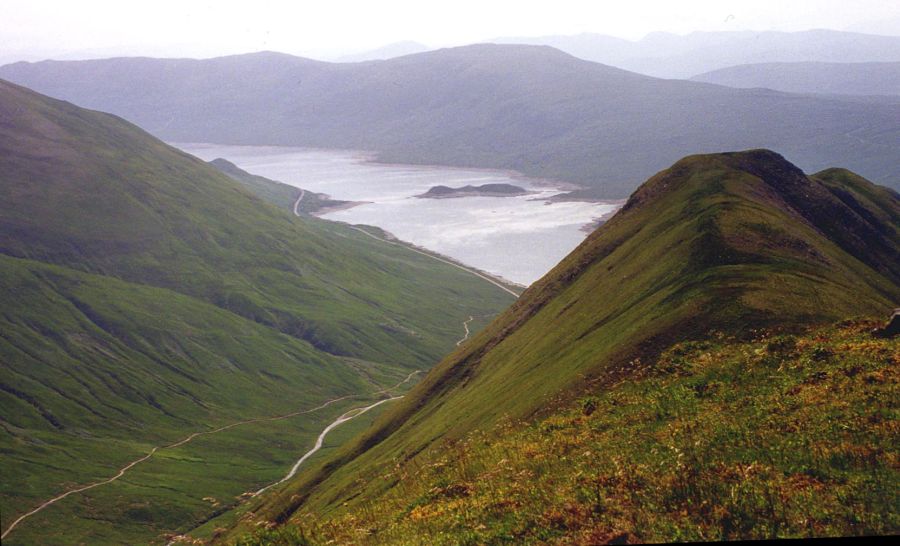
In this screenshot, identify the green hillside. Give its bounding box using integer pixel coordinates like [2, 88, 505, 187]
[242, 319, 899, 544]
[0, 80, 514, 545]
[222, 150, 899, 543]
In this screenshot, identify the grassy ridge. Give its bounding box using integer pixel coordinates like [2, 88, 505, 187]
[0, 81, 514, 544]
[246, 320, 898, 544]
[223, 150, 899, 541]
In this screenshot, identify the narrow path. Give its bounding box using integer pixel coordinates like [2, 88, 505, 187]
[1, 370, 420, 541]
[292, 189, 306, 216]
[457, 316, 474, 346]
[374, 370, 421, 395]
[254, 396, 402, 496]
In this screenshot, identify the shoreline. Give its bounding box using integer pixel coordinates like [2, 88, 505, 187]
[579, 203, 625, 233]
[174, 142, 588, 196]
[311, 200, 371, 216]
[345, 224, 526, 292]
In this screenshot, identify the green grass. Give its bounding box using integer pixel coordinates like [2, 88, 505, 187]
[188, 398, 400, 543]
[0, 81, 515, 544]
[223, 150, 899, 541]
[239, 320, 899, 544]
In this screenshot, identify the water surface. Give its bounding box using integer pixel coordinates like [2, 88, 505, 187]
[177, 144, 620, 285]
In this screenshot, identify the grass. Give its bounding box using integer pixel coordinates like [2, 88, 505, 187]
[188, 398, 398, 544]
[239, 320, 899, 544]
[221, 150, 898, 542]
[0, 81, 515, 544]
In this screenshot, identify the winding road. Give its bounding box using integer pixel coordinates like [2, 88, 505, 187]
[291, 189, 306, 216]
[457, 316, 474, 346]
[0, 371, 421, 541]
[6, 183, 517, 541]
[254, 396, 402, 496]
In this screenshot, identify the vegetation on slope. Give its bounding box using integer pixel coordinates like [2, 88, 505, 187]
[0, 80, 512, 369]
[218, 150, 899, 543]
[0, 81, 513, 544]
[238, 320, 898, 544]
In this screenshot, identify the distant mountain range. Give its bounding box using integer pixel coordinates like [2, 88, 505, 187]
[336, 41, 430, 63]
[226, 149, 900, 543]
[692, 61, 900, 96]
[3, 44, 898, 198]
[490, 29, 900, 79]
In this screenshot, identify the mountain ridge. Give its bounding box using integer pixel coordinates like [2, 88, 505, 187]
[219, 149, 898, 542]
[491, 29, 900, 78]
[3, 44, 898, 198]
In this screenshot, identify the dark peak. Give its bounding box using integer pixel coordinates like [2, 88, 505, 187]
[719, 148, 808, 186]
[622, 149, 807, 213]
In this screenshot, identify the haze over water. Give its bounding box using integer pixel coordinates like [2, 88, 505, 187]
[178, 144, 620, 285]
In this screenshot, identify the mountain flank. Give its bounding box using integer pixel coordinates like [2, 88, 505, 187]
[215, 149, 899, 543]
[0, 80, 514, 545]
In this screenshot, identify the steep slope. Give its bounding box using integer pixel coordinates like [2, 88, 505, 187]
[691, 61, 900, 96]
[0, 79, 512, 366]
[2, 45, 899, 198]
[0, 81, 514, 545]
[493, 29, 900, 78]
[223, 150, 899, 541]
[257, 319, 899, 543]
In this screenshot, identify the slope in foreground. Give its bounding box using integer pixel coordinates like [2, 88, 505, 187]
[226, 150, 899, 544]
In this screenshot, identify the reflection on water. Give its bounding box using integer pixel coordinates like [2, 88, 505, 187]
[176, 143, 620, 285]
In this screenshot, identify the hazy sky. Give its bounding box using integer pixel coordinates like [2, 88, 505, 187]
[2, 0, 899, 61]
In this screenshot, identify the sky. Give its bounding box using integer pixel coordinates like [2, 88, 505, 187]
[2, 0, 899, 62]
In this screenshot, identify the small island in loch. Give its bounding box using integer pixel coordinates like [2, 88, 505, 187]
[416, 183, 530, 199]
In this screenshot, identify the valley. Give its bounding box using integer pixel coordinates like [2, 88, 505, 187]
[0, 81, 516, 545]
[1, 12, 899, 545]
